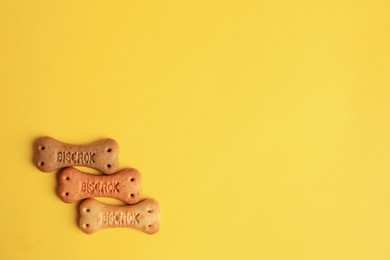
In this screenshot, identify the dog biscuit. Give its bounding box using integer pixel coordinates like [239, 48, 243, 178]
[34, 136, 119, 174]
[58, 167, 142, 204]
[79, 198, 160, 234]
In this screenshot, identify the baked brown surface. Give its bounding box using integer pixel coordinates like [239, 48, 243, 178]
[79, 198, 160, 234]
[58, 167, 142, 204]
[34, 136, 119, 174]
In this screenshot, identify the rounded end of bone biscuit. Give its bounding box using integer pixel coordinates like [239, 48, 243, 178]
[99, 139, 119, 174]
[79, 219, 97, 234]
[141, 199, 161, 234]
[34, 136, 55, 146]
[58, 190, 73, 203]
[79, 199, 101, 234]
[99, 160, 119, 174]
[147, 198, 160, 207]
[59, 167, 77, 177]
[103, 138, 119, 152]
[35, 159, 57, 173]
[80, 222, 95, 234]
[144, 222, 160, 234]
[34, 136, 56, 153]
[35, 160, 48, 172]
[127, 190, 142, 204]
[119, 168, 142, 183]
[34, 136, 57, 172]
[57, 168, 78, 203]
[103, 163, 118, 174]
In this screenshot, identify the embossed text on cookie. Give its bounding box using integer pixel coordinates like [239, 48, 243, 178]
[57, 151, 96, 164]
[102, 212, 140, 226]
[81, 181, 119, 194]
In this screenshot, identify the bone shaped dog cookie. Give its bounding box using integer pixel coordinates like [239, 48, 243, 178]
[58, 167, 142, 204]
[34, 136, 119, 174]
[79, 198, 160, 234]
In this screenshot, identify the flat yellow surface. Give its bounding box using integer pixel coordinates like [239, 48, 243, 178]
[1, 1, 390, 259]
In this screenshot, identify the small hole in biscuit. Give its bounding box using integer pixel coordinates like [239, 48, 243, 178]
[65, 192, 69, 196]
[86, 224, 89, 228]
[40, 162, 44, 166]
[107, 148, 112, 152]
[148, 224, 152, 228]
[148, 210, 153, 213]
[40, 146, 45, 150]
[86, 209, 90, 212]
[66, 177, 70, 181]
[130, 178, 135, 182]
[107, 164, 111, 168]
[131, 193, 134, 198]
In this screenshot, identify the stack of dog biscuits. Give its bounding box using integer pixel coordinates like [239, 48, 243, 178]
[34, 136, 160, 235]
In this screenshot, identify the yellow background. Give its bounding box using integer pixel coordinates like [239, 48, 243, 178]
[1, 1, 390, 259]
